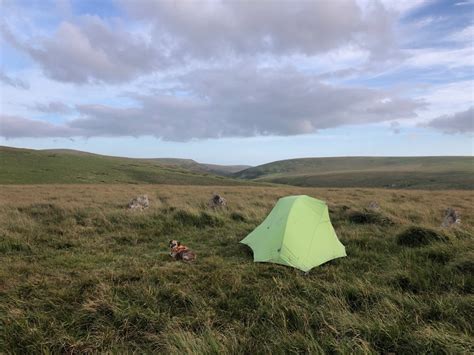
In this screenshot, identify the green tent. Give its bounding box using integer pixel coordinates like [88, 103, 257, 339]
[240, 195, 346, 272]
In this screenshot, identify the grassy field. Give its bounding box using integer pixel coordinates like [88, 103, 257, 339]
[236, 157, 474, 189]
[0, 146, 250, 185]
[1, 184, 473, 353]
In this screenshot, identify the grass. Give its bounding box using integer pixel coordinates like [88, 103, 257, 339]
[0, 185, 473, 353]
[236, 157, 474, 189]
[0, 146, 252, 185]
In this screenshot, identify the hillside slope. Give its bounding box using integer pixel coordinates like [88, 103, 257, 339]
[149, 158, 250, 176]
[235, 157, 474, 189]
[0, 146, 252, 185]
[42, 149, 250, 176]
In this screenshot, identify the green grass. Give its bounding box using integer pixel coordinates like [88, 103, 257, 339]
[236, 157, 474, 189]
[1, 185, 473, 353]
[148, 158, 251, 176]
[0, 146, 251, 185]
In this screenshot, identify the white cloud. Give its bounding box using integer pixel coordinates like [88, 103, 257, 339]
[455, 0, 474, 6]
[417, 80, 474, 120]
[405, 46, 474, 69]
[0, 70, 29, 89]
[377, 0, 425, 13]
[448, 24, 474, 43]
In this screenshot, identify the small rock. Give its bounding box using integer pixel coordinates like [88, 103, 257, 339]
[209, 194, 226, 208]
[128, 195, 149, 210]
[441, 208, 461, 227]
[367, 201, 380, 211]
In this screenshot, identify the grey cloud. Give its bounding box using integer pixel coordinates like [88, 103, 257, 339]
[2, 16, 163, 84]
[0, 71, 29, 89]
[1, 68, 424, 140]
[0, 115, 76, 138]
[30, 101, 73, 114]
[425, 107, 474, 133]
[123, 0, 396, 58]
[3, 0, 397, 83]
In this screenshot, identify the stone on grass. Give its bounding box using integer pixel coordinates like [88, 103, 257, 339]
[209, 194, 226, 208]
[128, 195, 149, 210]
[368, 201, 380, 211]
[441, 208, 461, 227]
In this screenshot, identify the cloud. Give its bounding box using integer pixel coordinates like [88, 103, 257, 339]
[448, 24, 474, 43]
[0, 67, 424, 140]
[425, 107, 474, 134]
[390, 121, 401, 134]
[0, 115, 75, 138]
[2, 0, 398, 83]
[2, 16, 163, 84]
[123, 0, 396, 58]
[29, 101, 73, 113]
[455, 0, 474, 6]
[0, 71, 29, 89]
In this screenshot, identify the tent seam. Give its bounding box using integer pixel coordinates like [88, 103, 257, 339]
[278, 197, 298, 257]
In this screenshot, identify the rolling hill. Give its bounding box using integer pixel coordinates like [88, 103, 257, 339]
[41, 149, 250, 176]
[2, 147, 472, 189]
[0, 146, 252, 185]
[235, 157, 474, 189]
[147, 158, 250, 176]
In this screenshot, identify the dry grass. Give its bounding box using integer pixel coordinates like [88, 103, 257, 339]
[0, 185, 473, 353]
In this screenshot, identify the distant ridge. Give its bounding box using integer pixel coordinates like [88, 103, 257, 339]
[234, 156, 474, 189]
[147, 158, 251, 176]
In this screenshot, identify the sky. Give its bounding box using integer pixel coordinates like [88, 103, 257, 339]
[0, 0, 473, 165]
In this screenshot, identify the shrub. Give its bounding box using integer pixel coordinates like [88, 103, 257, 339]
[424, 249, 452, 264]
[173, 210, 223, 228]
[452, 258, 474, 273]
[0, 239, 31, 254]
[397, 227, 448, 247]
[348, 210, 393, 225]
[230, 212, 246, 222]
[392, 274, 421, 293]
[343, 287, 379, 312]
